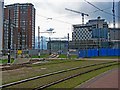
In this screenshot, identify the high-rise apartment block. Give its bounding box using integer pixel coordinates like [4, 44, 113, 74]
[0, 0, 4, 53]
[3, 3, 35, 50]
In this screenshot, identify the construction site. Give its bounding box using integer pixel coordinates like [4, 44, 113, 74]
[0, 0, 120, 89]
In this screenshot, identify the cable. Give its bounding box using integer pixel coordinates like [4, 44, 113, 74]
[37, 1, 120, 26]
[88, 5, 118, 13]
[37, 13, 73, 25]
[54, 5, 118, 19]
[52, 14, 76, 18]
[52, 18, 73, 25]
[84, 0, 120, 19]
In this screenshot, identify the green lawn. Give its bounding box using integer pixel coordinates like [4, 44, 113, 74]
[58, 54, 77, 58]
[58, 54, 67, 58]
[2, 60, 110, 84]
[70, 55, 78, 58]
[0, 59, 14, 64]
[6, 62, 118, 88]
[32, 54, 49, 58]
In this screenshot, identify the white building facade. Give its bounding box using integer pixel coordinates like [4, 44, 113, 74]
[72, 25, 92, 41]
[0, 0, 4, 53]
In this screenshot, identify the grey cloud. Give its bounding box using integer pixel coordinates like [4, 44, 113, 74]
[34, 1, 118, 23]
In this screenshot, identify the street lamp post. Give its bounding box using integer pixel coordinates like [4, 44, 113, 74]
[97, 16, 100, 56]
[41, 36, 44, 51]
[49, 37, 51, 55]
[38, 26, 40, 58]
[8, 9, 11, 64]
[38, 28, 55, 55]
[60, 39, 61, 54]
[67, 33, 70, 58]
[85, 39, 87, 57]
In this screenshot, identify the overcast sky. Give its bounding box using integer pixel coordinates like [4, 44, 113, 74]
[4, 0, 120, 39]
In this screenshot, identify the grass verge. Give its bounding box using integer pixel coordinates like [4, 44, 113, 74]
[5, 62, 118, 88]
[58, 54, 78, 58]
[2, 60, 110, 85]
[0, 59, 14, 64]
[32, 54, 49, 58]
[58, 54, 67, 58]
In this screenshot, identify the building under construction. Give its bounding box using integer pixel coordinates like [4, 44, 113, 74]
[71, 17, 109, 50]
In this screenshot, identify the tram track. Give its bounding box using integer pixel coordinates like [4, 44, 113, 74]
[35, 63, 118, 90]
[1, 61, 119, 89]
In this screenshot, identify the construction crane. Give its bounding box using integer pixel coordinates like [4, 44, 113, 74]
[112, 0, 115, 40]
[65, 8, 89, 25]
[112, 0, 115, 29]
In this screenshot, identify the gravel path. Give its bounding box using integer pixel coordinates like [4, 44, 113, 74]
[13, 58, 30, 64]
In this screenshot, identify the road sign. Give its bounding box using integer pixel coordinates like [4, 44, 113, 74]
[17, 50, 22, 54]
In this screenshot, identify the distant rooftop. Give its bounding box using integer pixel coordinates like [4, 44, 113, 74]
[87, 16, 106, 23]
[73, 24, 92, 28]
[88, 19, 105, 22]
[109, 28, 120, 30]
[5, 3, 34, 7]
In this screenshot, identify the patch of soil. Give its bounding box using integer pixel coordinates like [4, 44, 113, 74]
[1, 59, 43, 71]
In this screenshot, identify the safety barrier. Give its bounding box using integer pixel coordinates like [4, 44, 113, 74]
[79, 48, 120, 58]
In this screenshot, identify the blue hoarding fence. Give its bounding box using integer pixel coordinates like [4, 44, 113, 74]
[79, 48, 120, 58]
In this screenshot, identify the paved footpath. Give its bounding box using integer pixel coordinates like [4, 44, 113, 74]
[13, 57, 30, 64]
[77, 68, 119, 88]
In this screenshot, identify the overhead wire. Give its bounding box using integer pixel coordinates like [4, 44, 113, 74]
[88, 5, 118, 13]
[37, 13, 73, 25]
[52, 4, 118, 19]
[84, 0, 120, 19]
[37, 4, 118, 23]
[37, 1, 119, 26]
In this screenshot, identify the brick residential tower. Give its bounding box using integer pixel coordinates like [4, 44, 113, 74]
[3, 3, 35, 50]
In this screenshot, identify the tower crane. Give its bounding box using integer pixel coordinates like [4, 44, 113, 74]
[112, 0, 115, 40]
[65, 8, 89, 25]
[112, 0, 115, 28]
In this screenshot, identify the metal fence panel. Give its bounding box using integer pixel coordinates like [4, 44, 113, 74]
[79, 48, 120, 58]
